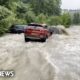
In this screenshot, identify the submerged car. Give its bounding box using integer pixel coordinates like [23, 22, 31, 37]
[24, 23, 51, 42]
[9, 25, 27, 33]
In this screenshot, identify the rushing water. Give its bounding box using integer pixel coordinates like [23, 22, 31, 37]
[0, 26, 80, 80]
[44, 26, 80, 80]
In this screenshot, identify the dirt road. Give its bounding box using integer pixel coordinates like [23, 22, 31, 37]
[0, 26, 80, 80]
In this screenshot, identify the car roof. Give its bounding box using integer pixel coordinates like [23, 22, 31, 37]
[15, 25, 27, 26]
[28, 23, 47, 27]
[11, 24, 27, 27]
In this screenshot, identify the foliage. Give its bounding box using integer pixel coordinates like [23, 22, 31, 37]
[61, 13, 71, 28]
[25, 11, 36, 23]
[22, 0, 61, 16]
[35, 13, 47, 23]
[47, 16, 61, 25]
[72, 13, 80, 24]
[0, 0, 61, 36]
[0, 6, 15, 35]
[0, 6, 13, 20]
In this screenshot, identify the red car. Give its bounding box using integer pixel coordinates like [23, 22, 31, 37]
[24, 23, 51, 42]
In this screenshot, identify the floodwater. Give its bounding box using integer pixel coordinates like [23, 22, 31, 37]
[0, 26, 80, 80]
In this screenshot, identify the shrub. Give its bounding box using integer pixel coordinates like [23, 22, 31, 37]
[61, 13, 71, 28]
[16, 2, 35, 23]
[0, 6, 13, 20]
[72, 12, 80, 24]
[25, 11, 36, 23]
[35, 13, 47, 24]
[47, 16, 61, 25]
[0, 6, 16, 35]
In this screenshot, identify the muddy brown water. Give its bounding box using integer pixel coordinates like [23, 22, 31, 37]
[0, 26, 80, 80]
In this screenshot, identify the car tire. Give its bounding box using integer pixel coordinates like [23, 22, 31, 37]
[41, 38, 46, 42]
[25, 37, 29, 42]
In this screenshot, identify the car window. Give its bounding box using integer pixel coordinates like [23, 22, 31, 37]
[36, 26, 43, 29]
[15, 26, 22, 29]
[15, 25, 27, 29]
[27, 26, 35, 29]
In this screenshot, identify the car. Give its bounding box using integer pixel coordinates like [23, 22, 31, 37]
[9, 24, 27, 33]
[24, 23, 51, 42]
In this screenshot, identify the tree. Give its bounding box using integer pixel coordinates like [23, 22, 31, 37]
[22, 0, 61, 16]
[25, 11, 36, 23]
[73, 13, 80, 24]
[0, 6, 15, 35]
[35, 13, 47, 23]
[0, 0, 62, 35]
[0, 0, 19, 9]
[0, 6, 13, 20]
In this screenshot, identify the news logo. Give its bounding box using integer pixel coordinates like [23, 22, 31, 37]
[0, 70, 15, 77]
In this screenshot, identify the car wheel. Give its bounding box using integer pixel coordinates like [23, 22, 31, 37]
[25, 37, 29, 42]
[41, 38, 46, 42]
[18, 32, 21, 34]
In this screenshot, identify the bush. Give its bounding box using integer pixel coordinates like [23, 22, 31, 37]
[16, 2, 34, 23]
[0, 6, 15, 35]
[0, 6, 13, 20]
[72, 12, 80, 24]
[35, 13, 47, 24]
[13, 18, 27, 24]
[61, 13, 71, 28]
[47, 16, 61, 25]
[25, 11, 36, 23]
